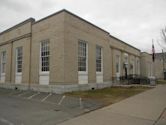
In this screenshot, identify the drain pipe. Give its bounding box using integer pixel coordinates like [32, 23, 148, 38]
[28, 19, 35, 90]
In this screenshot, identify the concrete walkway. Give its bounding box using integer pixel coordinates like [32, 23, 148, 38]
[58, 85, 166, 125]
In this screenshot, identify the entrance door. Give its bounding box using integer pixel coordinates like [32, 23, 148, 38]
[125, 66, 128, 79]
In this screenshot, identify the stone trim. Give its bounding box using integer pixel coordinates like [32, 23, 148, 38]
[110, 35, 140, 51]
[110, 45, 140, 57]
[0, 33, 31, 46]
[0, 82, 113, 94]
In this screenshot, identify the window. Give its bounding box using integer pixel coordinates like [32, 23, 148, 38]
[124, 54, 128, 69]
[124, 54, 128, 64]
[78, 41, 87, 72]
[116, 55, 120, 73]
[40, 40, 50, 72]
[96, 46, 102, 72]
[131, 60, 135, 75]
[148, 62, 152, 76]
[1, 51, 6, 74]
[124, 57, 127, 63]
[137, 59, 140, 74]
[16, 47, 23, 73]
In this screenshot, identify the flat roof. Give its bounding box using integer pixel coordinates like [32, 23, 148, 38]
[34, 9, 110, 34]
[110, 35, 140, 51]
[141, 52, 151, 55]
[34, 9, 140, 51]
[0, 18, 35, 36]
[0, 9, 140, 52]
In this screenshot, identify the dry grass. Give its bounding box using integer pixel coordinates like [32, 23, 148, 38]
[66, 86, 151, 105]
[157, 80, 166, 84]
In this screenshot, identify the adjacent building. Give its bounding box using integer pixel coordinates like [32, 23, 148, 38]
[140, 52, 154, 78]
[140, 52, 166, 79]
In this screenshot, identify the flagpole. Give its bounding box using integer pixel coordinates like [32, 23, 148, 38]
[151, 39, 156, 85]
[152, 39, 155, 77]
[152, 39, 154, 77]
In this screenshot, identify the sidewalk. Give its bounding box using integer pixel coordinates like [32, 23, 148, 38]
[58, 85, 166, 125]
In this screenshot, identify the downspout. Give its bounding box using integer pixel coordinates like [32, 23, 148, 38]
[111, 47, 114, 83]
[28, 21, 34, 90]
[10, 41, 13, 84]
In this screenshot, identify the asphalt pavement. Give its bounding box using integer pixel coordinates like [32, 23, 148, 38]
[0, 88, 103, 125]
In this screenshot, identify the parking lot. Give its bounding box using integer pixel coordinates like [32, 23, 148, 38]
[0, 88, 103, 125]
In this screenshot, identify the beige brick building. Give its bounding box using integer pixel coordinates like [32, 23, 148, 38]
[140, 52, 166, 79]
[154, 53, 166, 79]
[0, 9, 163, 93]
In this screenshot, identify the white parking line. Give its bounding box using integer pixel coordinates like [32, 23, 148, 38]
[58, 95, 66, 105]
[8, 90, 22, 96]
[8, 91, 15, 96]
[17, 91, 28, 97]
[79, 97, 83, 108]
[27, 92, 40, 99]
[0, 118, 14, 125]
[41, 93, 52, 102]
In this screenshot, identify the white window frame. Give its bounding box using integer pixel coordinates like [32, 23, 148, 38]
[1, 51, 6, 75]
[138, 59, 140, 74]
[150, 63, 153, 76]
[124, 53, 128, 64]
[39, 40, 50, 75]
[136, 58, 140, 75]
[78, 40, 88, 74]
[116, 55, 120, 73]
[16, 47, 23, 75]
[148, 62, 152, 77]
[124, 53, 129, 69]
[96, 46, 103, 74]
[132, 59, 135, 75]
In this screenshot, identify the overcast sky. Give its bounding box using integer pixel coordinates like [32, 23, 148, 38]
[0, 0, 166, 53]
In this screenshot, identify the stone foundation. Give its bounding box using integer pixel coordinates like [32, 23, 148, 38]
[0, 82, 113, 94]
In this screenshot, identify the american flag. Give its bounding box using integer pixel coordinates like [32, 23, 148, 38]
[152, 40, 155, 62]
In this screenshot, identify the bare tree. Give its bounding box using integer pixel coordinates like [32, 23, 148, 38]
[161, 26, 166, 43]
[160, 27, 166, 73]
[157, 27, 166, 50]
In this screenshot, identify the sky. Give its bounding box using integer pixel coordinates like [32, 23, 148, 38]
[0, 0, 166, 53]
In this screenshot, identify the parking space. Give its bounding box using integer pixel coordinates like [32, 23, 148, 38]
[0, 88, 103, 125]
[46, 94, 63, 104]
[31, 92, 49, 100]
[20, 91, 36, 98]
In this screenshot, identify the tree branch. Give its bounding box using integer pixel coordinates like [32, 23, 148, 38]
[161, 27, 166, 43]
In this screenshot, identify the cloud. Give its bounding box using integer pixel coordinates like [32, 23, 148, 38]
[0, 0, 166, 53]
[0, 0, 31, 12]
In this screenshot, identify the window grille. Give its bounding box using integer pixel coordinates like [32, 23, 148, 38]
[16, 47, 23, 73]
[78, 41, 87, 71]
[96, 46, 102, 72]
[1, 51, 6, 73]
[40, 40, 50, 72]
